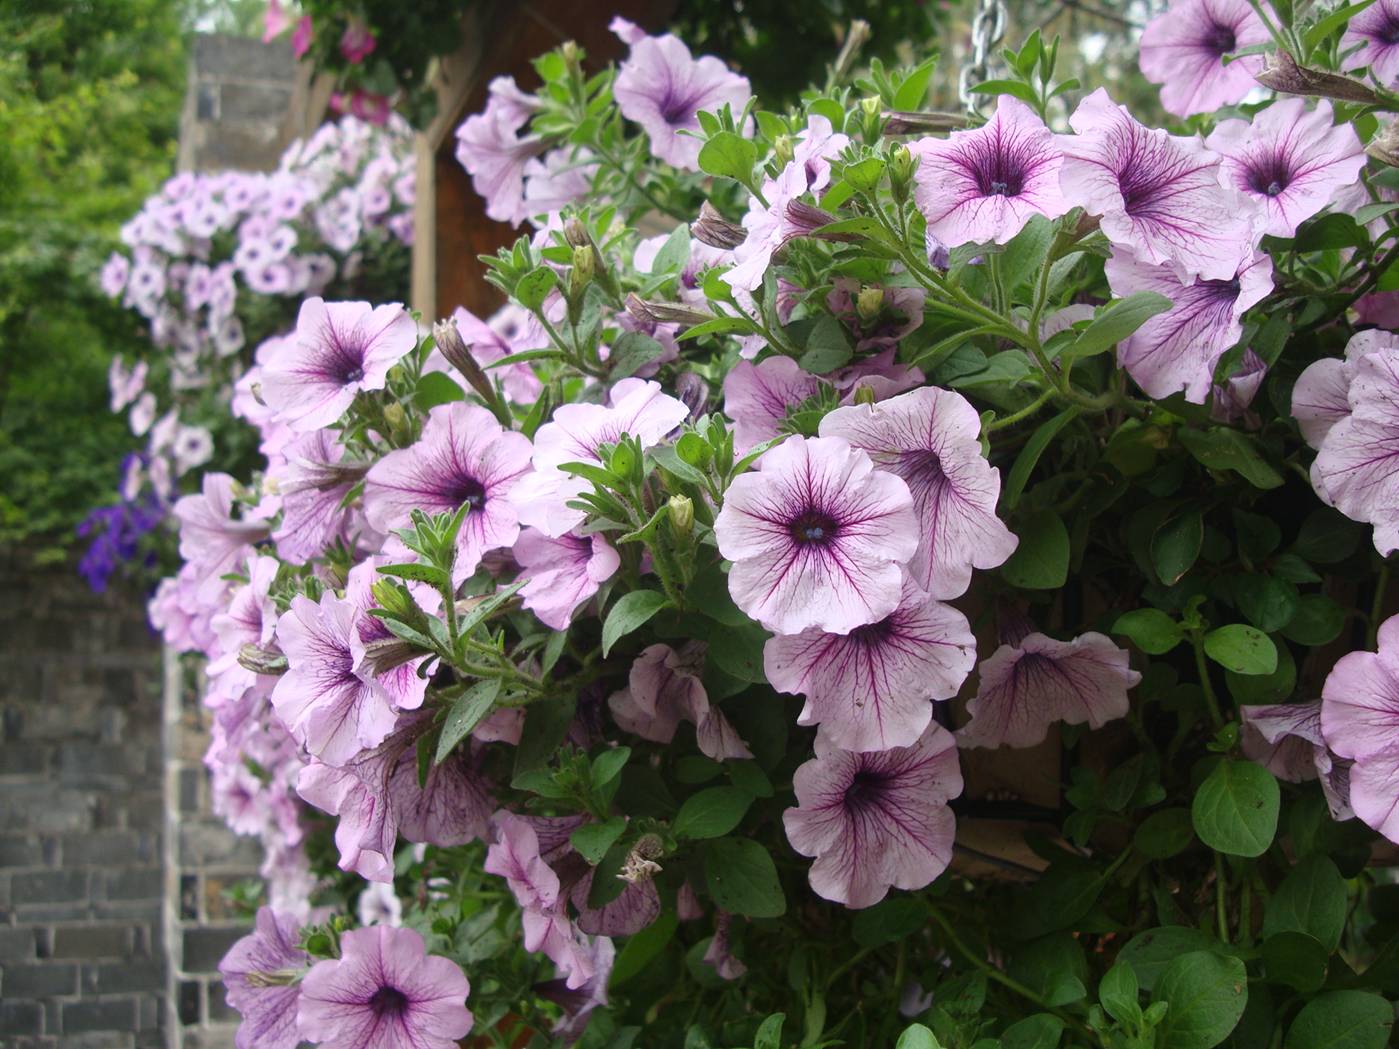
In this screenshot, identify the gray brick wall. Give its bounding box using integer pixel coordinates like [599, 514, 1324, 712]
[0, 557, 167, 1049]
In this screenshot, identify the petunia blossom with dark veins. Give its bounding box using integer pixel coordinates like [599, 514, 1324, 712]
[1343, 0, 1399, 85]
[1139, 0, 1271, 117]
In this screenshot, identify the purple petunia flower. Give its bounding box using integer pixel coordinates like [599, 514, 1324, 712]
[1306, 337, 1399, 553]
[608, 643, 751, 761]
[819, 387, 1016, 601]
[783, 724, 962, 908]
[714, 435, 919, 635]
[1104, 249, 1273, 403]
[514, 529, 620, 631]
[297, 926, 472, 1049]
[261, 298, 416, 432]
[108, 357, 147, 412]
[957, 632, 1140, 749]
[220, 907, 308, 1049]
[1293, 330, 1399, 450]
[208, 554, 280, 694]
[174, 473, 272, 603]
[1060, 88, 1261, 281]
[1139, 0, 1271, 117]
[1210, 348, 1269, 426]
[826, 281, 927, 356]
[703, 912, 746, 980]
[454, 77, 545, 226]
[1205, 99, 1366, 238]
[722, 356, 822, 455]
[765, 578, 976, 752]
[346, 557, 441, 713]
[1241, 702, 1351, 820]
[1343, 0, 1399, 84]
[364, 402, 532, 583]
[912, 96, 1071, 248]
[1321, 614, 1399, 840]
[272, 592, 402, 765]
[269, 430, 367, 564]
[512, 379, 689, 537]
[611, 23, 751, 171]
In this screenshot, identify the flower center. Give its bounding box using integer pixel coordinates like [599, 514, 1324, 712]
[449, 476, 488, 512]
[843, 767, 890, 810]
[850, 615, 896, 647]
[1246, 156, 1292, 198]
[1383, 21, 1399, 44]
[788, 508, 840, 545]
[369, 986, 409, 1018]
[1202, 22, 1237, 54]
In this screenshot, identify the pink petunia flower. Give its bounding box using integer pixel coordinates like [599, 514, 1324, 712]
[174, 473, 272, 602]
[364, 402, 532, 583]
[261, 298, 415, 432]
[783, 724, 962, 908]
[1139, 0, 1271, 117]
[1241, 702, 1351, 820]
[297, 926, 472, 1049]
[722, 356, 823, 455]
[714, 435, 919, 635]
[1343, 0, 1399, 84]
[826, 281, 927, 355]
[1293, 330, 1399, 449]
[454, 77, 546, 226]
[272, 592, 402, 765]
[765, 578, 976, 752]
[514, 529, 620, 630]
[108, 357, 148, 411]
[820, 387, 1016, 601]
[220, 907, 308, 1049]
[346, 557, 441, 713]
[511, 379, 689, 537]
[703, 912, 746, 980]
[1104, 249, 1274, 403]
[611, 25, 751, 171]
[269, 430, 367, 564]
[912, 95, 1071, 248]
[1205, 99, 1366, 238]
[291, 15, 312, 58]
[208, 554, 280, 695]
[608, 643, 751, 761]
[957, 632, 1140, 749]
[1059, 88, 1260, 281]
[1321, 614, 1399, 840]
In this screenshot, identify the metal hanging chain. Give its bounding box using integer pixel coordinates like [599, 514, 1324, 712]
[958, 0, 1009, 114]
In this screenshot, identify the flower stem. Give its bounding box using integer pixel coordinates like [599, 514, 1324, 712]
[1191, 631, 1225, 730]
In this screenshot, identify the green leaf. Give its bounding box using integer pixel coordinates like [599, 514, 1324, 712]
[1153, 951, 1249, 1049]
[1305, 0, 1377, 49]
[673, 786, 753, 839]
[677, 315, 755, 341]
[1113, 608, 1184, 655]
[608, 331, 666, 379]
[1178, 429, 1285, 489]
[1282, 595, 1345, 646]
[1204, 625, 1278, 675]
[896, 1024, 942, 1049]
[1294, 213, 1366, 252]
[1261, 855, 1347, 950]
[1065, 292, 1174, 358]
[697, 131, 758, 184]
[1000, 215, 1056, 294]
[1100, 963, 1142, 1026]
[514, 265, 559, 311]
[704, 838, 785, 918]
[1134, 807, 1195, 858]
[1119, 928, 1224, 991]
[511, 696, 576, 786]
[893, 56, 938, 109]
[1226, 643, 1297, 705]
[1001, 1014, 1064, 1049]
[1234, 575, 1299, 634]
[377, 561, 450, 587]
[610, 911, 679, 988]
[841, 155, 887, 192]
[852, 898, 927, 947]
[1192, 759, 1279, 857]
[707, 622, 769, 683]
[1001, 509, 1069, 589]
[591, 746, 632, 788]
[434, 679, 501, 764]
[754, 1013, 785, 1049]
[601, 590, 670, 657]
[798, 314, 853, 374]
[415, 371, 466, 410]
[570, 817, 626, 865]
[1153, 510, 1204, 585]
[968, 79, 1041, 106]
[1284, 991, 1393, 1049]
[1262, 931, 1329, 993]
[1003, 408, 1079, 510]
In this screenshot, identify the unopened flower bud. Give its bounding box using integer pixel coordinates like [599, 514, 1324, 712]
[625, 293, 659, 325]
[773, 134, 795, 169]
[668, 494, 694, 535]
[570, 244, 595, 294]
[359, 637, 423, 676]
[238, 643, 288, 676]
[634, 300, 715, 326]
[831, 19, 872, 84]
[860, 95, 881, 118]
[560, 40, 583, 76]
[371, 578, 416, 618]
[618, 833, 664, 883]
[431, 319, 495, 403]
[1369, 120, 1399, 167]
[855, 286, 885, 321]
[852, 383, 877, 406]
[691, 201, 747, 250]
[563, 216, 590, 248]
[888, 144, 918, 202]
[881, 111, 966, 135]
[382, 401, 407, 437]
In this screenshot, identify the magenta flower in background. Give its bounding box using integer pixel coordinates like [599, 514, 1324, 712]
[272, 592, 401, 765]
[514, 529, 620, 630]
[912, 95, 1071, 248]
[261, 297, 415, 431]
[820, 387, 1016, 601]
[512, 378, 689, 537]
[364, 402, 532, 583]
[722, 356, 822, 454]
[608, 643, 751, 761]
[1241, 702, 1351, 820]
[174, 473, 272, 602]
[1139, 0, 1270, 117]
[269, 430, 367, 564]
[298, 926, 472, 1049]
[958, 632, 1140, 749]
[1104, 250, 1273, 403]
[338, 20, 376, 64]
[611, 22, 751, 170]
[1206, 99, 1366, 238]
[1293, 330, 1399, 449]
[1060, 88, 1259, 281]
[220, 907, 308, 1049]
[783, 724, 962, 908]
[765, 578, 976, 752]
[1343, 0, 1399, 83]
[454, 77, 546, 225]
[1322, 615, 1399, 840]
[291, 15, 312, 57]
[714, 435, 918, 635]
